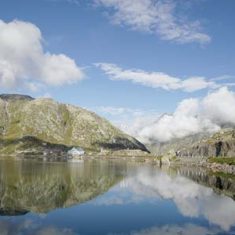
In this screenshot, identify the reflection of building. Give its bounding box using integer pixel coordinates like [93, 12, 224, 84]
[68, 147, 85, 156]
[120, 180, 129, 188]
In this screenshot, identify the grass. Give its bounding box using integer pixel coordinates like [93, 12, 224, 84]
[208, 157, 235, 165]
[170, 156, 180, 162]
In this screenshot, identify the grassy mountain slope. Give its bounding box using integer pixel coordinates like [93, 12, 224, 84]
[0, 94, 148, 155]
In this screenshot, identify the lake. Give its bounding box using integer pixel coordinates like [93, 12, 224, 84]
[0, 158, 235, 235]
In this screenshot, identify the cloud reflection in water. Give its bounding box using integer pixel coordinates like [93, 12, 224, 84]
[94, 166, 235, 231]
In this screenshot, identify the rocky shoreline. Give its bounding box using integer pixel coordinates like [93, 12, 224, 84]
[168, 157, 235, 175]
[1, 147, 235, 175]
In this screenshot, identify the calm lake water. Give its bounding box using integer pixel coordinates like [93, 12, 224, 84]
[0, 159, 235, 235]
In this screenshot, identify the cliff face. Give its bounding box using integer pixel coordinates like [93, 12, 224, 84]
[176, 129, 235, 158]
[0, 94, 148, 155]
[147, 132, 211, 156]
[148, 129, 235, 158]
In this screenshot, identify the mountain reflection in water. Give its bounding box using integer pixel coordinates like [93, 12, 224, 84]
[0, 159, 234, 235]
[0, 159, 124, 214]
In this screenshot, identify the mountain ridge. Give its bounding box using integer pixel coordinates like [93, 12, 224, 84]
[0, 94, 149, 156]
[148, 128, 235, 158]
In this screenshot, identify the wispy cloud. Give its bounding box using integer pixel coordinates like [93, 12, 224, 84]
[211, 75, 235, 81]
[46, 0, 81, 5]
[94, 0, 211, 44]
[94, 106, 158, 117]
[92, 106, 159, 135]
[95, 63, 217, 92]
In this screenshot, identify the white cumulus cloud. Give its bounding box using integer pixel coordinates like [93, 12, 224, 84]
[94, 0, 211, 44]
[202, 87, 235, 125]
[0, 19, 84, 91]
[113, 87, 235, 143]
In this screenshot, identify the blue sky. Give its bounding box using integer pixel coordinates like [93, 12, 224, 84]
[0, 0, 235, 142]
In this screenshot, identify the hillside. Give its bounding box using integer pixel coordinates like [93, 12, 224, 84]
[177, 129, 235, 158]
[149, 129, 235, 158]
[0, 94, 148, 156]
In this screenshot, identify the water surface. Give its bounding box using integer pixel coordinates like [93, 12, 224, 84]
[0, 159, 235, 235]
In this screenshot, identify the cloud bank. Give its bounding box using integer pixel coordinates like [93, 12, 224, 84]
[0, 19, 83, 91]
[95, 63, 218, 92]
[95, 0, 211, 44]
[114, 87, 235, 143]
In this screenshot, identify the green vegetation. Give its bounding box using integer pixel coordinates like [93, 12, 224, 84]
[0, 95, 148, 156]
[169, 156, 180, 162]
[208, 157, 235, 165]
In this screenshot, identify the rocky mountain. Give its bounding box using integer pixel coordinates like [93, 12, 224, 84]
[176, 129, 235, 158]
[0, 94, 148, 156]
[148, 129, 235, 158]
[147, 132, 211, 156]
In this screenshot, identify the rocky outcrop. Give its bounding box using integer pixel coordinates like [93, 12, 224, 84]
[0, 94, 148, 156]
[147, 132, 211, 156]
[149, 129, 235, 158]
[176, 129, 235, 158]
